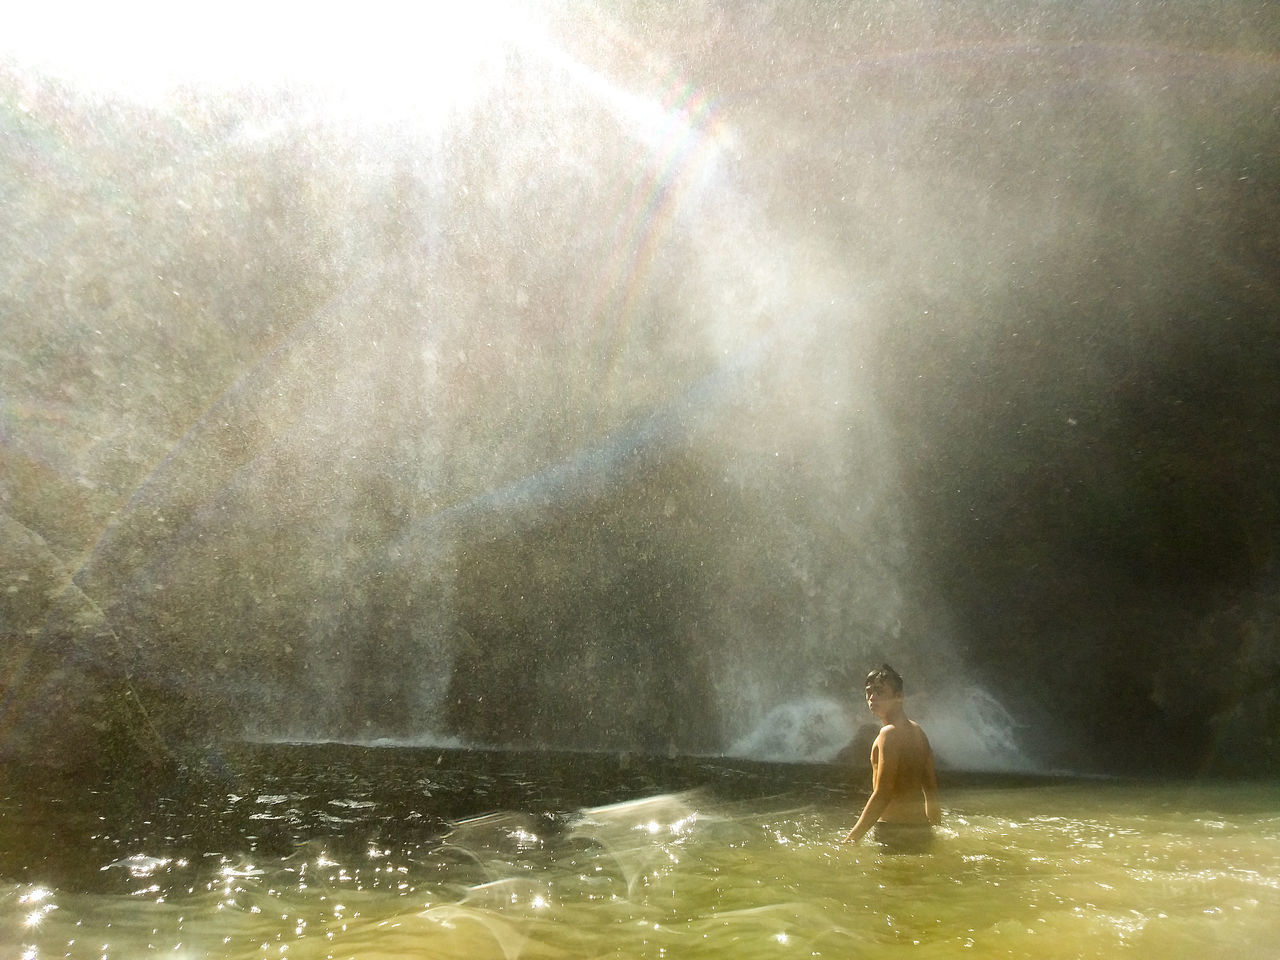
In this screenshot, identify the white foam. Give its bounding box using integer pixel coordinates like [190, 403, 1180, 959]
[726, 697, 853, 763]
[914, 686, 1033, 772]
[724, 685, 1033, 772]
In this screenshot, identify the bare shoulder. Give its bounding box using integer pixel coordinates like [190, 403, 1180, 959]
[883, 720, 930, 754]
[906, 720, 937, 761]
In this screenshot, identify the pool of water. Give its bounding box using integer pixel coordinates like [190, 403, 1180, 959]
[3, 745, 1278, 959]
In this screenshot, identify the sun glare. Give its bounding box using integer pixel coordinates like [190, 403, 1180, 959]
[3, 0, 529, 126]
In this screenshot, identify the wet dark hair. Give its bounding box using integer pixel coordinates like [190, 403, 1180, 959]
[864, 663, 904, 694]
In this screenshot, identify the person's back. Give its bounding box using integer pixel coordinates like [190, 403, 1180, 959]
[873, 717, 935, 823]
[843, 665, 941, 850]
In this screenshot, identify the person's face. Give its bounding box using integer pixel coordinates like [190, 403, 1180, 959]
[865, 682, 901, 720]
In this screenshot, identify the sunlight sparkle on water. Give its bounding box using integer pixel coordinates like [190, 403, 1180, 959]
[4, 776, 1280, 959]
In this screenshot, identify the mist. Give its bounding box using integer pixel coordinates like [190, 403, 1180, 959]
[3, 0, 1278, 777]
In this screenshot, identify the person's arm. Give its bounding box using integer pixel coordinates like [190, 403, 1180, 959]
[921, 733, 941, 826]
[843, 728, 899, 843]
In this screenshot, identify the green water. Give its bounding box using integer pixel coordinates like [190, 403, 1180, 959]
[3, 747, 1278, 959]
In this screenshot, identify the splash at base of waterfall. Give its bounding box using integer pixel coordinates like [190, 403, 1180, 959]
[727, 687, 1033, 771]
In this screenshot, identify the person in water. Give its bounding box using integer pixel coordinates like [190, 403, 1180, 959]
[843, 664, 941, 852]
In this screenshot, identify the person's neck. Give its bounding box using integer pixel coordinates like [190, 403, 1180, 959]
[881, 704, 909, 726]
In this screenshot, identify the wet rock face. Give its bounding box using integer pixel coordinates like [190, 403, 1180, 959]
[442, 527, 721, 757]
[444, 489, 723, 755]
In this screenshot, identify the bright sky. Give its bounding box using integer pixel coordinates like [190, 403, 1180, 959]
[2, 1, 529, 122]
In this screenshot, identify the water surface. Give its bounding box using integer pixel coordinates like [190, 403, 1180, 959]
[3, 746, 1277, 958]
